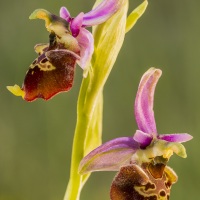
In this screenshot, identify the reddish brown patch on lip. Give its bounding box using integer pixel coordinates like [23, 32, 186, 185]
[110, 162, 178, 200]
[23, 49, 77, 101]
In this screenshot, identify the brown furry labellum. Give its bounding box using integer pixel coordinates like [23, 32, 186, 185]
[110, 162, 177, 200]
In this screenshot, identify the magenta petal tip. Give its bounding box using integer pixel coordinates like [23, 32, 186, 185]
[159, 133, 193, 143]
[133, 130, 153, 148]
[83, 0, 120, 27]
[60, 7, 71, 22]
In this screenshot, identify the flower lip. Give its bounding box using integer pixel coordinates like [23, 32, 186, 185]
[22, 48, 78, 102]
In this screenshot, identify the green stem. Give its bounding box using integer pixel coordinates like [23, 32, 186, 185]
[64, 1, 129, 199]
[63, 73, 103, 200]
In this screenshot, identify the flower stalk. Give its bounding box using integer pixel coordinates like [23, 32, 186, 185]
[64, 1, 148, 199]
[64, 1, 129, 199]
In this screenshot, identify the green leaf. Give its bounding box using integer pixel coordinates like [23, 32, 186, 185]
[125, 0, 148, 33]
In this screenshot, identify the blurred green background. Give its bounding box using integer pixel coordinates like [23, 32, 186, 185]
[0, 0, 199, 199]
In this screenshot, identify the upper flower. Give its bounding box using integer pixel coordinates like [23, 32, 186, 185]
[7, 0, 121, 101]
[79, 68, 193, 174]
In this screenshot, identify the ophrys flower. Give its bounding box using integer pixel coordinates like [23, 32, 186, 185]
[79, 68, 192, 199]
[7, 0, 121, 101]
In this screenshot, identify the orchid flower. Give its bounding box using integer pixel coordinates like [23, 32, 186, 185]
[7, 0, 121, 102]
[79, 68, 193, 199]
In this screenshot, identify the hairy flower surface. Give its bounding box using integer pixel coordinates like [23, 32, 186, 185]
[7, 0, 121, 101]
[79, 68, 193, 199]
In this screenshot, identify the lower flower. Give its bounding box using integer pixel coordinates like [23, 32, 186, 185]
[79, 68, 192, 199]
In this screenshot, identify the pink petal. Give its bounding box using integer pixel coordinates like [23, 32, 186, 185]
[134, 68, 162, 136]
[158, 133, 193, 143]
[60, 7, 71, 22]
[83, 0, 120, 27]
[70, 12, 84, 37]
[79, 137, 139, 174]
[133, 130, 153, 148]
[76, 28, 94, 69]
